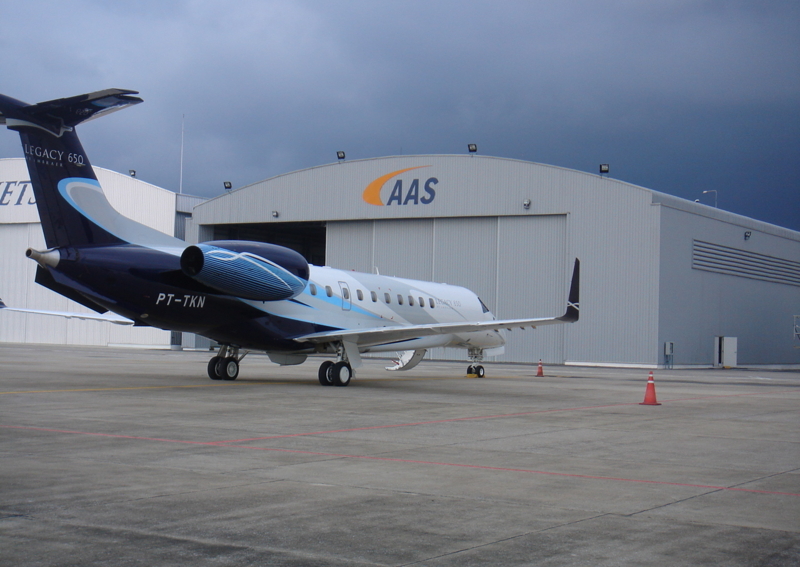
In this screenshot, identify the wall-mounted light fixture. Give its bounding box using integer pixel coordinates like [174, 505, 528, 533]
[223, 181, 232, 190]
[272, 211, 279, 218]
[337, 151, 345, 160]
[129, 170, 136, 177]
[523, 199, 531, 210]
[744, 231, 752, 241]
[468, 144, 477, 154]
[599, 164, 609, 177]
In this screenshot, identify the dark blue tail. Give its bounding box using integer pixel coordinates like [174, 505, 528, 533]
[0, 89, 143, 248]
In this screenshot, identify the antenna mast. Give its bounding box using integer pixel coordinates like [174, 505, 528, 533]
[179, 114, 185, 195]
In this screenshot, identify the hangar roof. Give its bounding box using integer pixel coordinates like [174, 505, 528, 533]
[191, 154, 798, 241]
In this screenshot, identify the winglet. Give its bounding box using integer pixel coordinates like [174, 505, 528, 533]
[558, 259, 580, 323]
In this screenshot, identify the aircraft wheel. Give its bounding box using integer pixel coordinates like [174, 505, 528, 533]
[467, 365, 475, 376]
[208, 356, 222, 380]
[217, 357, 239, 381]
[331, 361, 352, 387]
[475, 365, 486, 378]
[318, 361, 334, 386]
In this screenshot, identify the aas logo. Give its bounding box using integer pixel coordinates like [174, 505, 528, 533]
[362, 166, 437, 206]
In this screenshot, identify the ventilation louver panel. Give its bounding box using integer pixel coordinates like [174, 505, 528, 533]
[692, 240, 800, 287]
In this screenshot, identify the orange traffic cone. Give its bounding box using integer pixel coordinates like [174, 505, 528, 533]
[640, 371, 661, 406]
[536, 359, 544, 377]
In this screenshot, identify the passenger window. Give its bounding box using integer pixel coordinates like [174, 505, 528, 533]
[325, 286, 333, 297]
[408, 296, 415, 306]
[309, 283, 317, 295]
[384, 292, 391, 304]
[371, 291, 378, 302]
[397, 294, 403, 305]
[429, 297, 435, 308]
[342, 288, 350, 300]
[357, 289, 364, 301]
[419, 297, 424, 308]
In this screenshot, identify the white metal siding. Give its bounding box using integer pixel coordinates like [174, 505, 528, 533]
[659, 206, 800, 365]
[0, 160, 173, 347]
[495, 215, 567, 363]
[193, 154, 800, 367]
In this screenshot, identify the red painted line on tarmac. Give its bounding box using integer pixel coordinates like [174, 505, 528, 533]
[2, 423, 798, 498]
[219, 444, 800, 498]
[215, 402, 638, 443]
[0, 425, 220, 446]
[216, 388, 798, 443]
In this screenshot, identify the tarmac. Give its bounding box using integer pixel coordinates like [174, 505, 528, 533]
[0, 343, 798, 566]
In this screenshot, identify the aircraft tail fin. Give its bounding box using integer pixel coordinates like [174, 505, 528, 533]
[0, 90, 143, 248]
[559, 258, 580, 323]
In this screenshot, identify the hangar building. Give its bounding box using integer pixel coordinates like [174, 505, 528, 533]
[0, 158, 203, 348]
[184, 155, 800, 368]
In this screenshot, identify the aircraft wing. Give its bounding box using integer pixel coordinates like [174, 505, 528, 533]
[0, 298, 134, 325]
[296, 312, 575, 348]
[297, 259, 580, 348]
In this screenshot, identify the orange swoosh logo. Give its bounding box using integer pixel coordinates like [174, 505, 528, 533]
[362, 166, 431, 205]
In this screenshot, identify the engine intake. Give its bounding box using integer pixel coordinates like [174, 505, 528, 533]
[180, 240, 309, 301]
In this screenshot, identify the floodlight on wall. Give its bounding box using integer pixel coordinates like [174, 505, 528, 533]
[223, 181, 232, 190]
[129, 170, 136, 178]
[337, 151, 345, 160]
[468, 144, 477, 153]
[272, 211, 279, 218]
[523, 199, 531, 210]
[744, 231, 752, 241]
[599, 164, 609, 176]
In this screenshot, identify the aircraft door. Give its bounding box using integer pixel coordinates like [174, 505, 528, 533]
[339, 282, 351, 311]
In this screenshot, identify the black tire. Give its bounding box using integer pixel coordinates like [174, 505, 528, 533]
[208, 356, 222, 380]
[467, 365, 475, 376]
[216, 357, 239, 381]
[318, 360, 334, 386]
[331, 361, 352, 387]
[476, 365, 485, 378]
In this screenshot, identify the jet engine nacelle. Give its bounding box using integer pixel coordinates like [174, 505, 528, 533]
[180, 240, 309, 301]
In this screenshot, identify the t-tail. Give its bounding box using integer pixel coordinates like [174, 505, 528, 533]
[0, 89, 143, 248]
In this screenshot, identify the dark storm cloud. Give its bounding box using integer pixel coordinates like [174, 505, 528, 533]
[1, 1, 798, 229]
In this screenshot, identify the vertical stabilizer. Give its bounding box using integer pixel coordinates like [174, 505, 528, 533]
[0, 90, 143, 248]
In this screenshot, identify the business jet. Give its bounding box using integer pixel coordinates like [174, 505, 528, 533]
[0, 89, 579, 386]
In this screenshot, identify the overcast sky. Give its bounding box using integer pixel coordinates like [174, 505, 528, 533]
[2, 1, 798, 230]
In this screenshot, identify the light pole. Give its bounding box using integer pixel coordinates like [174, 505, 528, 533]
[703, 190, 718, 208]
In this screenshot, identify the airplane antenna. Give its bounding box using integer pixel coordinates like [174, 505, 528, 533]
[179, 114, 185, 195]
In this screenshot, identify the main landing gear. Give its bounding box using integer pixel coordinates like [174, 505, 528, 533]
[318, 360, 352, 386]
[318, 343, 354, 387]
[208, 345, 248, 381]
[466, 347, 486, 378]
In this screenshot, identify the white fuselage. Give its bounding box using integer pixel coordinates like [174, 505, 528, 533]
[247, 265, 505, 353]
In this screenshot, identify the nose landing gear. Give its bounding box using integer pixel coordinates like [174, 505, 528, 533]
[466, 347, 486, 378]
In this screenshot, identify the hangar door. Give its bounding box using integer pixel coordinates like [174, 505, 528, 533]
[494, 215, 568, 364]
[327, 215, 568, 365]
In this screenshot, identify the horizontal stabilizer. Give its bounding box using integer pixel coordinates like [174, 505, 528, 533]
[0, 89, 142, 137]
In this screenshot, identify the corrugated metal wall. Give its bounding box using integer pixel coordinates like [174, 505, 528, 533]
[658, 205, 800, 365]
[188, 154, 800, 367]
[327, 214, 569, 363]
[0, 160, 174, 347]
